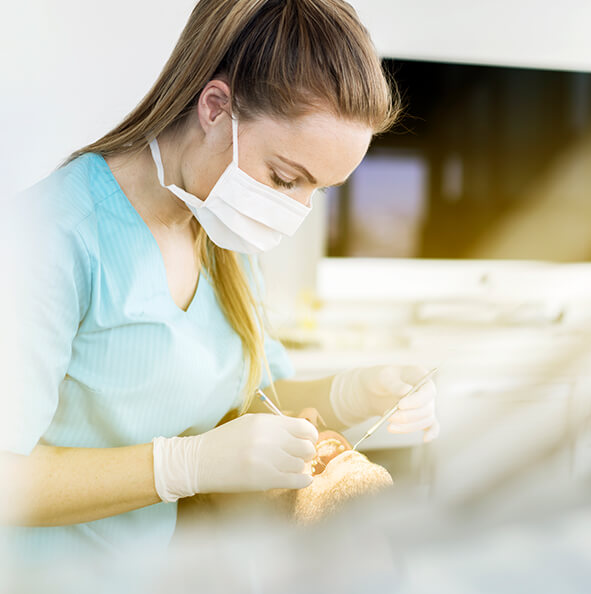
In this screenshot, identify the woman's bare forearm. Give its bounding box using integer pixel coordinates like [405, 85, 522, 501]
[0, 443, 161, 527]
[250, 376, 347, 431]
[0, 377, 344, 528]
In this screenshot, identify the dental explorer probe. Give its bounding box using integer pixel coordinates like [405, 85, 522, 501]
[351, 367, 439, 451]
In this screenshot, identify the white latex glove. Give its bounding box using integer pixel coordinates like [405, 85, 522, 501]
[152, 413, 319, 502]
[329, 365, 440, 443]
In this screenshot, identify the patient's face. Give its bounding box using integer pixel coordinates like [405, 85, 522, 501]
[294, 429, 394, 525]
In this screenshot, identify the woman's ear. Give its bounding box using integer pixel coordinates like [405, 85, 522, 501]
[197, 79, 232, 134]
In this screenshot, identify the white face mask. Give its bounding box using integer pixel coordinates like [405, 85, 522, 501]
[147, 114, 311, 254]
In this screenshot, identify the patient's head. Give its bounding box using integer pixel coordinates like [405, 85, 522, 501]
[292, 428, 394, 525]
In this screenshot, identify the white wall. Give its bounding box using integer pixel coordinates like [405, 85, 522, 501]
[349, 0, 591, 72]
[1, 0, 196, 199]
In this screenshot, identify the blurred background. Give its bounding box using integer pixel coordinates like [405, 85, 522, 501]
[2, 0, 591, 590]
[326, 59, 591, 261]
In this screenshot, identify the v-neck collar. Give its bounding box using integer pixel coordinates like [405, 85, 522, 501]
[92, 152, 207, 316]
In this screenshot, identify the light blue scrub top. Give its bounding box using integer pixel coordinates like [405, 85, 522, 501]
[0, 152, 294, 560]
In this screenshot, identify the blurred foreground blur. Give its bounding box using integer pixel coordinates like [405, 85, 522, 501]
[1, 401, 590, 593]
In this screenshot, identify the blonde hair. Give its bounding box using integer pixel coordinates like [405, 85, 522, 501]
[59, 0, 401, 414]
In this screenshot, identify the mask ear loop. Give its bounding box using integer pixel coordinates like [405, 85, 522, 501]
[147, 136, 206, 207]
[231, 113, 240, 166]
[148, 136, 167, 187]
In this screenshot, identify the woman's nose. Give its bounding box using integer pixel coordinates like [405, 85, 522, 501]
[291, 192, 313, 208]
[301, 190, 315, 208]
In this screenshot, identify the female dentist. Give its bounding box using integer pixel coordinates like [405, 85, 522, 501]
[0, 0, 439, 559]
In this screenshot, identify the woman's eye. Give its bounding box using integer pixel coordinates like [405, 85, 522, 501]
[270, 171, 296, 190]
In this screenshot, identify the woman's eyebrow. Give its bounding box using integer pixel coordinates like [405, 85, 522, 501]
[276, 155, 347, 187]
[276, 155, 317, 184]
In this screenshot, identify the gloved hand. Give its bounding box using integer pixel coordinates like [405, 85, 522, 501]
[152, 413, 319, 502]
[329, 365, 440, 443]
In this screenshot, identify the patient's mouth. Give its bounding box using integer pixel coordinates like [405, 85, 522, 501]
[310, 431, 352, 476]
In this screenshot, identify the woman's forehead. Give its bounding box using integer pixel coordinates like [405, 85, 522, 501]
[246, 112, 372, 185]
[248, 110, 369, 139]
